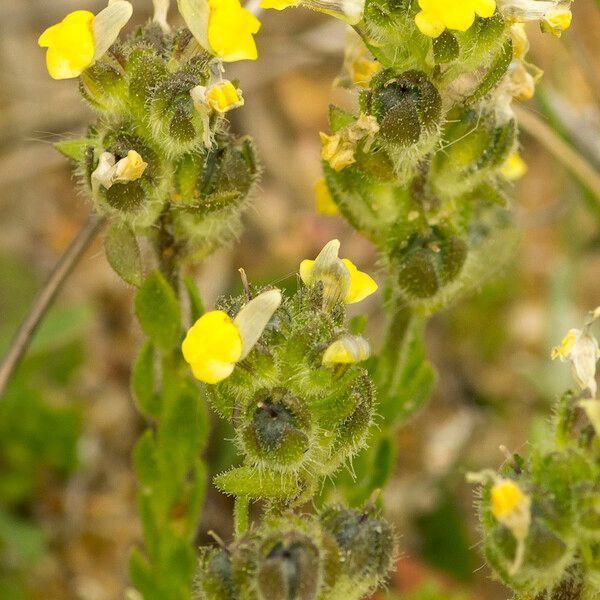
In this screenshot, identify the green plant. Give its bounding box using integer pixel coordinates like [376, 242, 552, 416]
[4, 0, 585, 598]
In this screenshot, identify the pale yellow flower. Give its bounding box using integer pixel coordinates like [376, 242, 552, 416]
[313, 177, 339, 216]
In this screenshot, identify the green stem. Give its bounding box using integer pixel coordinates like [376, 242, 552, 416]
[234, 496, 250, 536]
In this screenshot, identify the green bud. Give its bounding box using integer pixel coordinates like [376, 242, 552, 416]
[195, 548, 237, 600]
[149, 71, 209, 156]
[241, 388, 311, 471]
[368, 70, 442, 147]
[125, 47, 169, 116]
[257, 533, 321, 600]
[80, 62, 126, 112]
[397, 249, 439, 299]
[320, 506, 395, 580]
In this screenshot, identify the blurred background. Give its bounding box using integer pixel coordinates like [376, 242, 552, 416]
[1, 0, 600, 598]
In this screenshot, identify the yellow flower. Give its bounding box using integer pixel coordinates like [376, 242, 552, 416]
[490, 479, 531, 574]
[501, 152, 527, 181]
[300, 239, 378, 305]
[541, 6, 571, 36]
[182, 289, 282, 384]
[491, 479, 527, 520]
[38, 2, 133, 80]
[322, 335, 370, 365]
[177, 0, 260, 62]
[206, 81, 244, 112]
[91, 149, 147, 191]
[415, 0, 497, 38]
[259, 0, 365, 24]
[182, 311, 243, 383]
[313, 177, 339, 216]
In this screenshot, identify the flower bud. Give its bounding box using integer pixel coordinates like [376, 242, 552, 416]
[241, 388, 311, 471]
[320, 506, 394, 581]
[80, 61, 126, 111]
[257, 533, 322, 600]
[196, 548, 237, 600]
[125, 47, 169, 114]
[367, 69, 442, 147]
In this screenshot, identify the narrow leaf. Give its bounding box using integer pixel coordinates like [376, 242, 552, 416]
[135, 272, 181, 351]
[54, 139, 89, 162]
[131, 341, 162, 418]
[214, 466, 301, 499]
[183, 276, 204, 323]
[105, 223, 143, 287]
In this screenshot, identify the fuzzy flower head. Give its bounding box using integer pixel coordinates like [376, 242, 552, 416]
[259, 0, 365, 24]
[38, 1, 133, 80]
[182, 289, 282, 384]
[415, 0, 497, 38]
[300, 239, 378, 305]
[177, 0, 260, 62]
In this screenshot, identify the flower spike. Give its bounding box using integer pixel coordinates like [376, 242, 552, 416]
[38, 1, 133, 80]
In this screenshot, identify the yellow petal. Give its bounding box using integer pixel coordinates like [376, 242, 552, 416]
[191, 358, 236, 384]
[475, 0, 496, 18]
[314, 177, 339, 216]
[299, 259, 315, 285]
[341, 258, 378, 304]
[491, 480, 526, 519]
[207, 0, 261, 62]
[182, 310, 243, 383]
[259, 0, 298, 8]
[551, 328, 579, 360]
[323, 335, 370, 364]
[38, 11, 95, 80]
[206, 81, 244, 112]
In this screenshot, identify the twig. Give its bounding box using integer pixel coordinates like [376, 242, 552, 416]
[514, 104, 600, 203]
[0, 212, 106, 397]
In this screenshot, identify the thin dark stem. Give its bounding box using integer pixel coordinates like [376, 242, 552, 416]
[0, 212, 106, 397]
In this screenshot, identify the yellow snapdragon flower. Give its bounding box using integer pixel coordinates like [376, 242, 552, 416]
[415, 0, 497, 38]
[206, 81, 245, 112]
[300, 239, 378, 305]
[177, 0, 260, 62]
[322, 335, 370, 364]
[259, 0, 365, 24]
[182, 289, 282, 384]
[38, 1, 133, 80]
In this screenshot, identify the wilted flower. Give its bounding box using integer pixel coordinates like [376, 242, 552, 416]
[497, 0, 572, 36]
[92, 150, 147, 191]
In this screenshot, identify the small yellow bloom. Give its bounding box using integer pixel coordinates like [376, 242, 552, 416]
[351, 56, 381, 88]
[491, 479, 527, 519]
[38, 11, 95, 80]
[322, 335, 370, 365]
[415, 0, 497, 38]
[551, 328, 579, 360]
[541, 6, 571, 36]
[490, 479, 531, 574]
[182, 289, 282, 384]
[177, 0, 260, 61]
[552, 327, 600, 396]
[259, 0, 365, 24]
[501, 152, 527, 181]
[38, 2, 133, 80]
[313, 177, 339, 216]
[320, 114, 379, 172]
[300, 240, 378, 305]
[182, 311, 243, 384]
[206, 81, 244, 112]
[115, 150, 148, 182]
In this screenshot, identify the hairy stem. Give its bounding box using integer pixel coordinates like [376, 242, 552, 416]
[0, 212, 106, 397]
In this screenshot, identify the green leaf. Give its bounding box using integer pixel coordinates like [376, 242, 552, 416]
[53, 138, 89, 162]
[105, 223, 143, 287]
[135, 272, 181, 351]
[214, 466, 301, 499]
[158, 380, 208, 485]
[377, 316, 437, 429]
[183, 276, 204, 322]
[432, 30, 459, 64]
[131, 342, 162, 418]
[466, 39, 513, 104]
[328, 105, 355, 133]
[129, 548, 156, 599]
